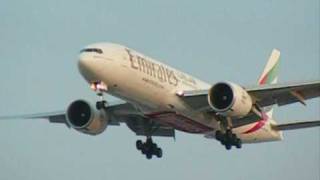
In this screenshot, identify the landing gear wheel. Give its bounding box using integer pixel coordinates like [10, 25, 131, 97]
[152, 143, 158, 150]
[216, 129, 242, 150]
[146, 153, 152, 159]
[225, 143, 232, 150]
[136, 140, 143, 150]
[141, 145, 148, 154]
[155, 148, 163, 158]
[136, 138, 163, 159]
[235, 138, 242, 149]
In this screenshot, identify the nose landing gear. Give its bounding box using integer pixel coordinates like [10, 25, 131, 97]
[91, 81, 109, 110]
[96, 100, 108, 110]
[136, 138, 163, 159]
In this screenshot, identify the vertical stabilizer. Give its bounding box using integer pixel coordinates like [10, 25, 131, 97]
[258, 49, 280, 85]
[258, 49, 280, 118]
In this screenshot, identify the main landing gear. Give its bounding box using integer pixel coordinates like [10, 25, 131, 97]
[216, 117, 242, 150]
[136, 137, 163, 159]
[91, 81, 163, 159]
[215, 129, 242, 150]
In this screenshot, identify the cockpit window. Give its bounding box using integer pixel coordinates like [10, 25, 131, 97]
[80, 48, 103, 54]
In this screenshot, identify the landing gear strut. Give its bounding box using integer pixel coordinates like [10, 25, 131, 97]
[136, 138, 163, 159]
[96, 100, 107, 110]
[91, 81, 108, 110]
[95, 91, 108, 110]
[216, 117, 242, 150]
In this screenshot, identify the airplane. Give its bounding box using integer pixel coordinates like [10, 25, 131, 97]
[1, 43, 320, 159]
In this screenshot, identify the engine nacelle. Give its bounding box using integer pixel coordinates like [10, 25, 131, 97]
[66, 100, 109, 135]
[208, 82, 253, 117]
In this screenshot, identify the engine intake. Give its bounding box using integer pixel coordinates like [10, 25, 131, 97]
[66, 100, 109, 135]
[208, 82, 253, 117]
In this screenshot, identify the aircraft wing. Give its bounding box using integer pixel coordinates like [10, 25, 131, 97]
[0, 110, 68, 124]
[0, 102, 175, 137]
[179, 80, 320, 111]
[246, 80, 320, 107]
[272, 120, 320, 131]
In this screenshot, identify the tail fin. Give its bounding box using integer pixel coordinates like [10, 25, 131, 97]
[258, 49, 281, 118]
[258, 49, 280, 85]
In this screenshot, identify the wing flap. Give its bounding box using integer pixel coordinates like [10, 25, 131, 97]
[272, 120, 320, 131]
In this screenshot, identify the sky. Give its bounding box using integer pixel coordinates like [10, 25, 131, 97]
[0, 0, 319, 180]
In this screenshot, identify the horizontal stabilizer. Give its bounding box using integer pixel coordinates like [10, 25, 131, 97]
[272, 120, 320, 131]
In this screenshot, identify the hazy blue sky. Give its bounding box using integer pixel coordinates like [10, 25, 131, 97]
[0, 1, 319, 180]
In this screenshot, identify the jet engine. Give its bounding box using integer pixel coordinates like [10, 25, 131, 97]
[208, 82, 253, 117]
[66, 100, 109, 135]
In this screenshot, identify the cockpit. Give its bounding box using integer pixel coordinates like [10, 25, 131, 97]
[80, 48, 103, 54]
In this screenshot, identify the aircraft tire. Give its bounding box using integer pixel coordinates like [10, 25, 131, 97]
[155, 148, 162, 158]
[136, 140, 143, 150]
[146, 152, 152, 159]
[225, 143, 232, 150]
[235, 139, 242, 149]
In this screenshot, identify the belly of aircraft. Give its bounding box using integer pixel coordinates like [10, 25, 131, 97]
[145, 111, 213, 133]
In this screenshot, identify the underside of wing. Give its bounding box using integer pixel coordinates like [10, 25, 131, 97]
[177, 89, 210, 111]
[0, 101, 175, 137]
[247, 80, 320, 107]
[177, 80, 320, 129]
[124, 115, 175, 137]
[271, 120, 320, 131]
[0, 110, 68, 124]
[178, 80, 320, 111]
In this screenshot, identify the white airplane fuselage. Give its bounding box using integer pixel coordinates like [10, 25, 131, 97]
[78, 43, 282, 143]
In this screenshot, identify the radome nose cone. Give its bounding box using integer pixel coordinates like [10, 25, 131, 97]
[78, 54, 88, 68]
[78, 53, 94, 77]
[78, 53, 94, 71]
[77, 53, 103, 83]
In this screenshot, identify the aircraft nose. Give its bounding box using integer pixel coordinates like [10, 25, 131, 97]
[78, 53, 98, 79]
[78, 53, 92, 71]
